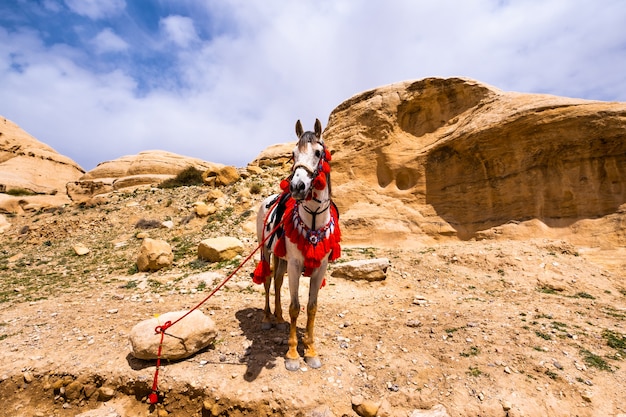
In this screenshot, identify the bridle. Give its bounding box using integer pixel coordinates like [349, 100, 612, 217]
[290, 144, 331, 230]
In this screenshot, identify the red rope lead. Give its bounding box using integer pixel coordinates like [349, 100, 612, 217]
[148, 220, 284, 404]
[148, 321, 171, 404]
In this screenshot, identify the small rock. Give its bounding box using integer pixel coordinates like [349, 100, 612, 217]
[581, 390, 593, 403]
[65, 380, 84, 400]
[386, 381, 399, 392]
[351, 395, 380, 417]
[73, 244, 90, 256]
[98, 386, 115, 402]
[412, 295, 429, 306]
[308, 405, 335, 417]
[501, 401, 512, 412]
[23, 371, 34, 383]
[193, 202, 216, 217]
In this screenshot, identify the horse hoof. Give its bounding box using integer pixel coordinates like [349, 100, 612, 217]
[275, 322, 288, 331]
[285, 358, 300, 372]
[304, 356, 322, 369]
[261, 322, 273, 331]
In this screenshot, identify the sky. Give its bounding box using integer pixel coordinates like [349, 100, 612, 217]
[1, 1, 625, 171]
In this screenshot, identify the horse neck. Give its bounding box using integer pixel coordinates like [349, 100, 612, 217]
[298, 184, 331, 230]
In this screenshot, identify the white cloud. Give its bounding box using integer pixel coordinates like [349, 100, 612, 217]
[92, 28, 128, 54]
[1, 0, 626, 171]
[64, 0, 125, 19]
[160, 15, 199, 48]
[42, 0, 63, 13]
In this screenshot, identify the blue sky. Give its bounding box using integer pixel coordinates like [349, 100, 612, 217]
[1, 0, 625, 171]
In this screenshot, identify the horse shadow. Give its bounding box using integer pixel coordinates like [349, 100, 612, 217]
[235, 307, 307, 381]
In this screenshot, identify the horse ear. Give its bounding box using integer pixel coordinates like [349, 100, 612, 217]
[295, 120, 303, 138]
[314, 118, 322, 138]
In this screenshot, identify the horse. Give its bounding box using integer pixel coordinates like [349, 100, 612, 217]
[253, 118, 341, 371]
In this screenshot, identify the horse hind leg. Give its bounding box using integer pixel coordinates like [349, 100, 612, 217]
[273, 257, 288, 330]
[261, 251, 274, 330]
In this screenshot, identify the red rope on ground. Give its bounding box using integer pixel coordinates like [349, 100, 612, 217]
[148, 220, 284, 404]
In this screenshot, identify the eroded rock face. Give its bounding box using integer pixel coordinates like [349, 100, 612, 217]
[68, 150, 224, 202]
[0, 116, 84, 210]
[324, 77, 626, 245]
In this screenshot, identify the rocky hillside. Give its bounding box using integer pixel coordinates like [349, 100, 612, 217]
[1, 78, 626, 416]
[324, 77, 626, 247]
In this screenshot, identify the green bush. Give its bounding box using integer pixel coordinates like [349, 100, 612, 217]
[5, 188, 36, 196]
[159, 166, 204, 188]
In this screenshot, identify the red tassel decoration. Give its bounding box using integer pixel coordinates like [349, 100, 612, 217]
[275, 236, 286, 258]
[313, 174, 326, 190]
[325, 149, 331, 161]
[280, 179, 290, 191]
[252, 260, 271, 284]
[321, 161, 330, 174]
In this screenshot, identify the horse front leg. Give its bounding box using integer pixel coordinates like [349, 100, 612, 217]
[285, 260, 303, 371]
[303, 260, 327, 369]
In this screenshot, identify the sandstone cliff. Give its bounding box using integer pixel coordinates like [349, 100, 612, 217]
[324, 77, 626, 247]
[0, 116, 85, 213]
[0, 116, 84, 195]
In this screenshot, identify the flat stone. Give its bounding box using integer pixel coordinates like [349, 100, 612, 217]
[331, 258, 390, 281]
[198, 237, 244, 262]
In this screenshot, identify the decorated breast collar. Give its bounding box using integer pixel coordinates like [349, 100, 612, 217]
[277, 197, 341, 274]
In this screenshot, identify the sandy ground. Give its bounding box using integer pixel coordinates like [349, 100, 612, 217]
[1, 182, 626, 417]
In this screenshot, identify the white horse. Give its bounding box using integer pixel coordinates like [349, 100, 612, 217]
[254, 118, 341, 371]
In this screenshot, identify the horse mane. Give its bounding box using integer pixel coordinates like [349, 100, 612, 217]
[297, 131, 322, 152]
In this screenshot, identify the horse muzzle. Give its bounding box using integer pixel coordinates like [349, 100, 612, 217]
[290, 170, 312, 200]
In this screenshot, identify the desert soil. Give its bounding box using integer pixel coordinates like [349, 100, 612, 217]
[1, 169, 626, 417]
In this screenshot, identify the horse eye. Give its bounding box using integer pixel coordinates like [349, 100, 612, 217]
[315, 150, 322, 158]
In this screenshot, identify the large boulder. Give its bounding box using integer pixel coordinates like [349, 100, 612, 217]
[67, 150, 224, 202]
[251, 142, 295, 167]
[331, 258, 390, 281]
[136, 238, 173, 272]
[128, 310, 217, 360]
[323, 77, 626, 247]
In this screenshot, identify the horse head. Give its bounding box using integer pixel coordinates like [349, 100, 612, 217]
[290, 119, 328, 200]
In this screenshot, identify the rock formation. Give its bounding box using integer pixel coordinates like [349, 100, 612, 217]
[0, 116, 84, 212]
[323, 77, 626, 246]
[0, 116, 85, 195]
[67, 150, 225, 202]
